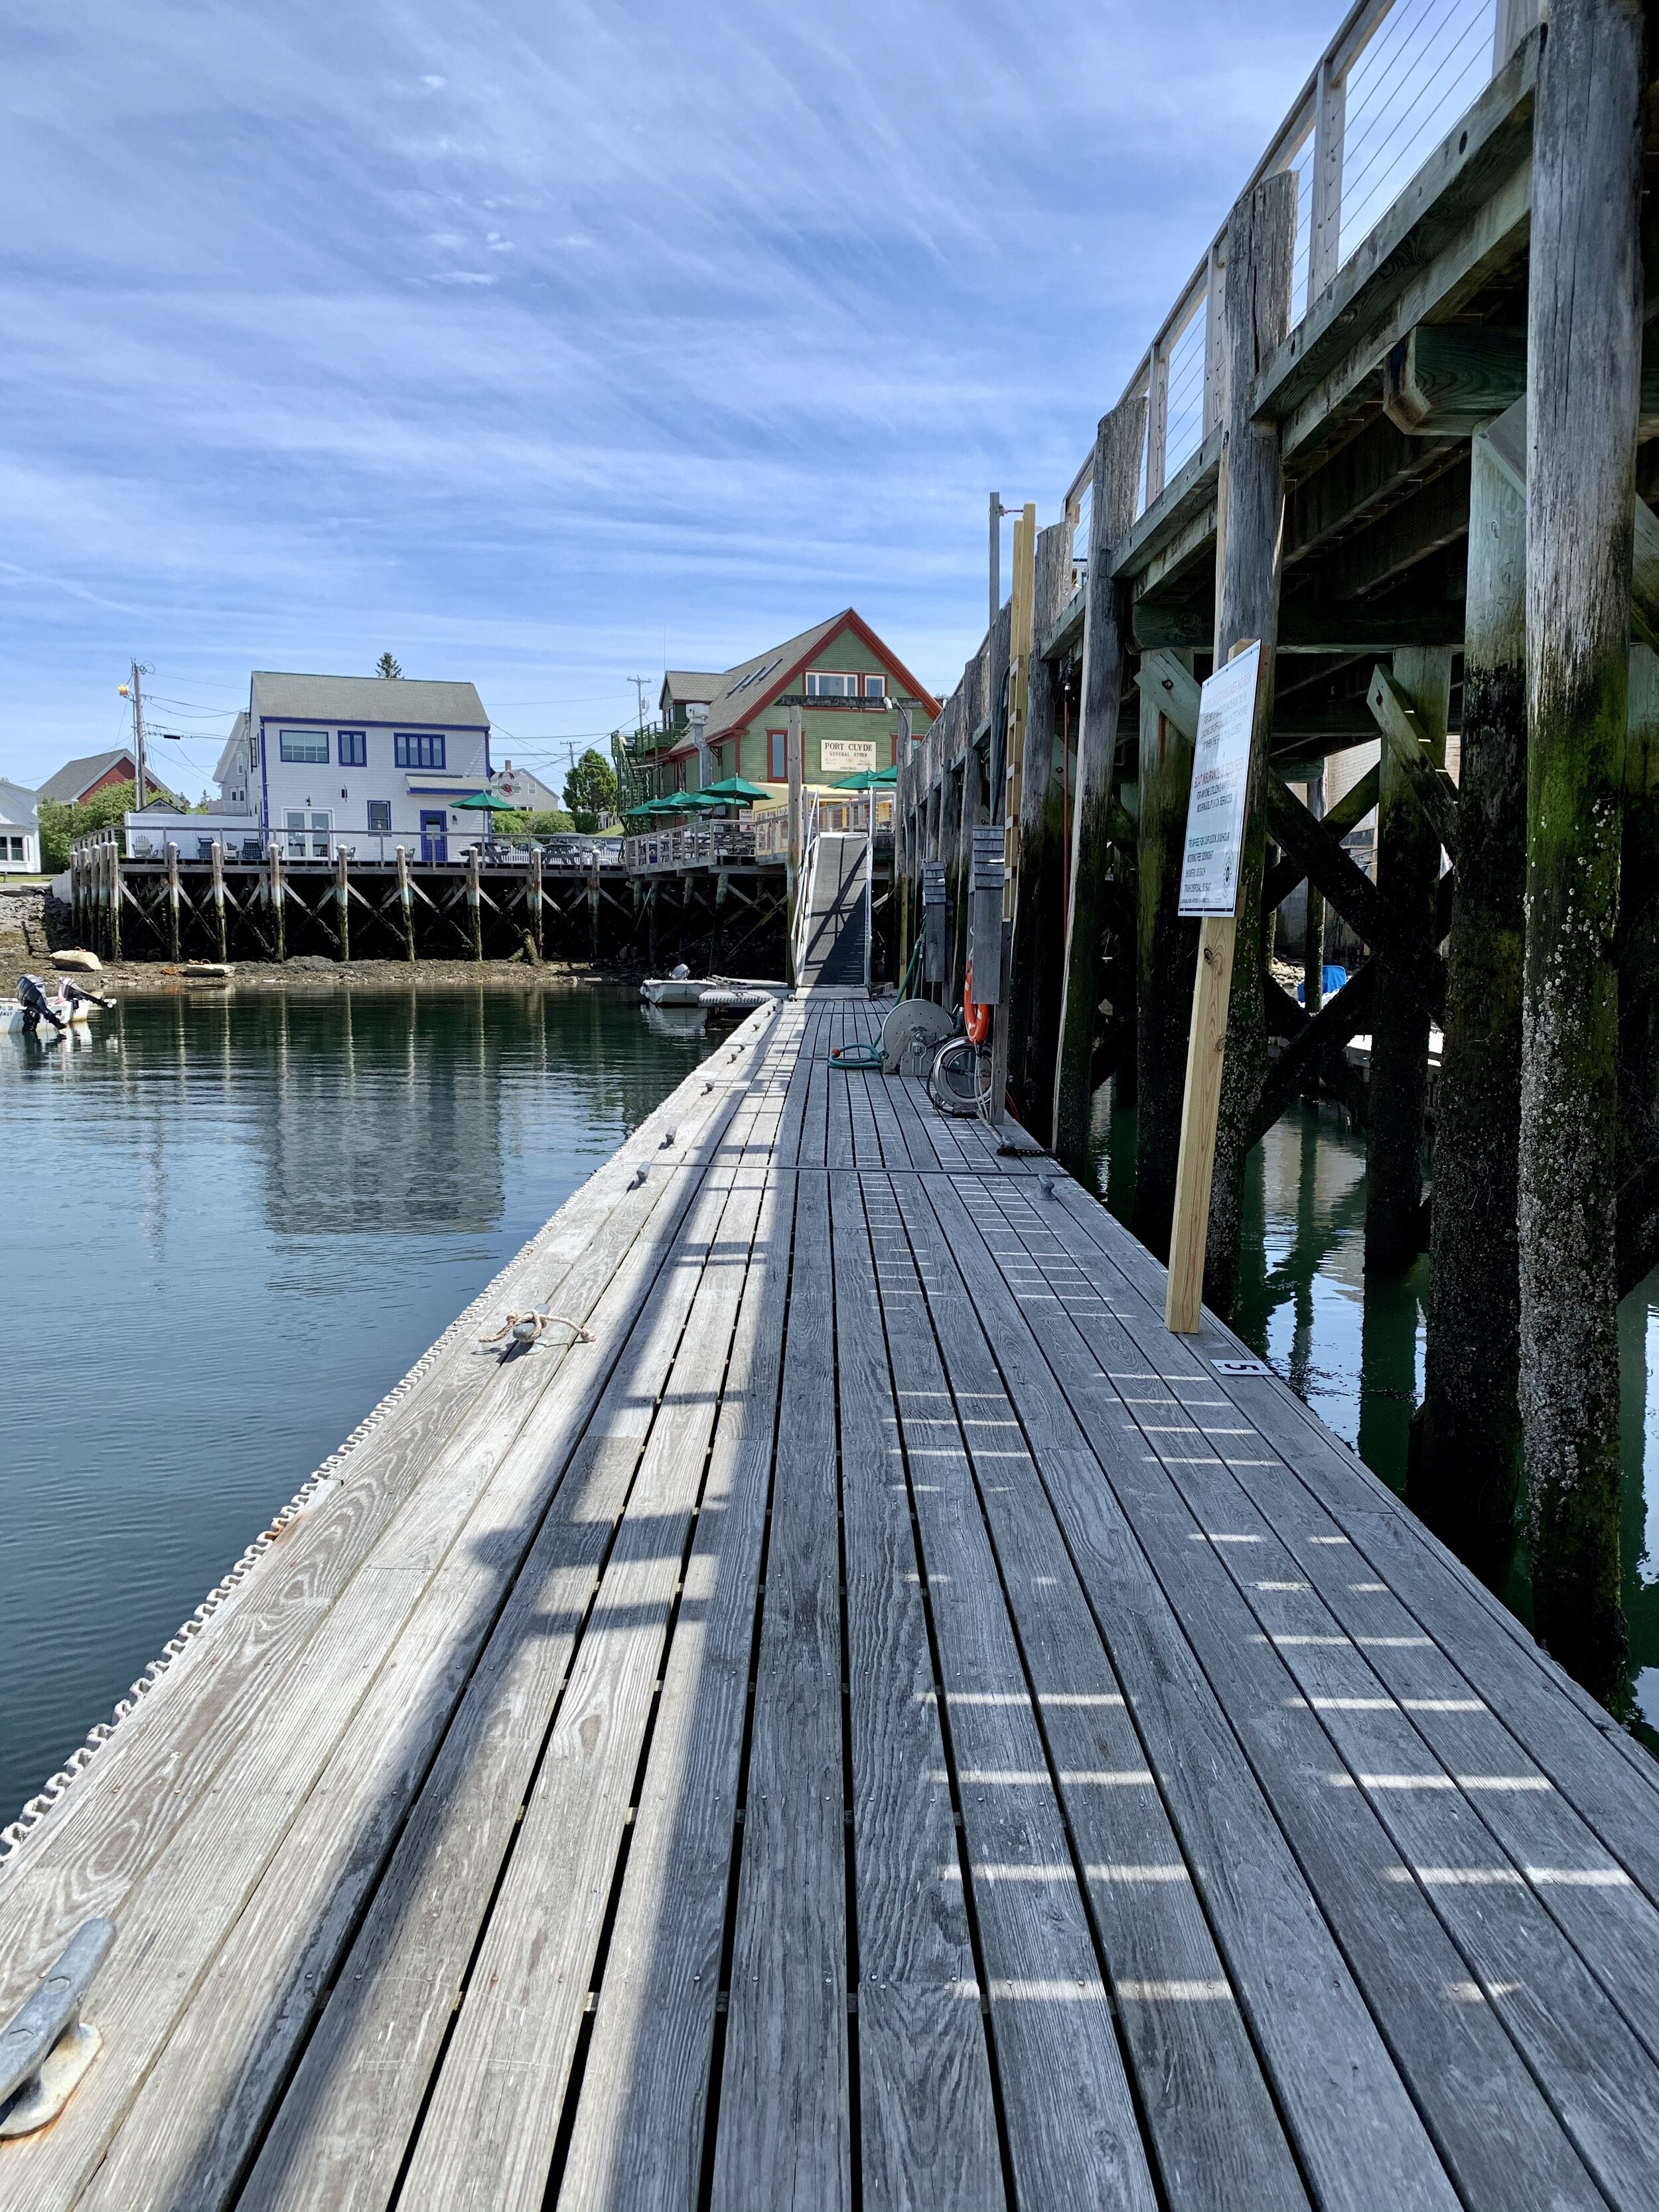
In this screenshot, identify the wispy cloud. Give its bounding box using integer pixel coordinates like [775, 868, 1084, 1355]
[1, 0, 1339, 786]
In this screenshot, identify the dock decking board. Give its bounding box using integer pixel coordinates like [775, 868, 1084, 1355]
[5, 994, 1659, 2209]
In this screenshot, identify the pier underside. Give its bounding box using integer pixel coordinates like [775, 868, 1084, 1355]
[5, 995, 1659, 2209]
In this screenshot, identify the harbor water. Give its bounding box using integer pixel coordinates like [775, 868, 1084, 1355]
[0, 982, 718, 1821]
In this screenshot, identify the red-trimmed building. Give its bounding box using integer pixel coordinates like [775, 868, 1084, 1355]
[643, 610, 938, 796]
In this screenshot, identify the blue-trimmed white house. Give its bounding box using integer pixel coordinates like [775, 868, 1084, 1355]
[206, 672, 496, 861]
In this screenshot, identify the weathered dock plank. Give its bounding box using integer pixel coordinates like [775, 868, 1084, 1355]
[5, 994, 1659, 2209]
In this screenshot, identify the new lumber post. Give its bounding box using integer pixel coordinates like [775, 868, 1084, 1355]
[1520, 0, 1644, 1705]
[1201, 165, 1296, 1319]
[1052, 392, 1146, 1169]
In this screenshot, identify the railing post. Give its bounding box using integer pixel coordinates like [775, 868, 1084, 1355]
[1309, 52, 1344, 299]
[1145, 344, 1170, 504]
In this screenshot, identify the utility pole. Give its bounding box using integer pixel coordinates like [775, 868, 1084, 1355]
[628, 675, 650, 734]
[119, 662, 151, 808]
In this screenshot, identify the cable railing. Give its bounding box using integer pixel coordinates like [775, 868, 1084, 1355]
[1102, 0, 1535, 528]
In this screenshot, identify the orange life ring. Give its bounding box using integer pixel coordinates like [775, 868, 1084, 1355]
[963, 960, 991, 1046]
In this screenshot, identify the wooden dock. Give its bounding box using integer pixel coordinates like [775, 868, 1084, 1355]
[6, 990, 1659, 2208]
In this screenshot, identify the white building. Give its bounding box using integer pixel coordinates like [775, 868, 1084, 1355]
[0, 780, 40, 874]
[196, 671, 497, 861]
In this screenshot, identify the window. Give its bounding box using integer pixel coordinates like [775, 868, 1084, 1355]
[250, 731, 260, 768]
[395, 731, 446, 770]
[804, 670, 857, 699]
[766, 729, 786, 780]
[366, 800, 391, 833]
[279, 727, 329, 764]
[4, 836, 24, 861]
[338, 729, 367, 767]
[863, 674, 886, 701]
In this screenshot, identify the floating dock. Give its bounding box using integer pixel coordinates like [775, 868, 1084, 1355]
[5, 988, 1659, 2207]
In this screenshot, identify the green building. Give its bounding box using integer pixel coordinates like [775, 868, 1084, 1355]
[641, 610, 938, 797]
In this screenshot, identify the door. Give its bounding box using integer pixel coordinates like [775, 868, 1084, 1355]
[285, 809, 332, 859]
[420, 810, 448, 863]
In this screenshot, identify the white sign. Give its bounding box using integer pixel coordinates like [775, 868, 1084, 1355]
[821, 738, 877, 771]
[1178, 640, 1261, 918]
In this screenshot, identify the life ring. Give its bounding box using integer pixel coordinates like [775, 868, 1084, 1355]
[963, 960, 991, 1046]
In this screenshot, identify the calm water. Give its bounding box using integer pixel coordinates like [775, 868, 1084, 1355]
[0, 984, 717, 1818]
[1091, 1084, 1659, 1733]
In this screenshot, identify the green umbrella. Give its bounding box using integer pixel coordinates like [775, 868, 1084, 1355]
[700, 774, 772, 804]
[454, 788, 522, 811]
[828, 764, 898, 790]
[626, 794, 686, 816]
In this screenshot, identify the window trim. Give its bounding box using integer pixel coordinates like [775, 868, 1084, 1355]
[278, 726, 330, 765]
[394, 731, 447, 771]
[766, 728, 787, 780]
[338, 729, 367, 768]
[804, 669, 859, 700]
[366, 799, 392, 833]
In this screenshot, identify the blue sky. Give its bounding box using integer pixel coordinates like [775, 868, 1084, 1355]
[2, 0, 1340, 797]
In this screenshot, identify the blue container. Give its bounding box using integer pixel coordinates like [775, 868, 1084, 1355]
[1296, 965, 1348, 1005]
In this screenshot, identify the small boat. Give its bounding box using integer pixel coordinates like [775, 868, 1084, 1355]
[640, 965, 705, 1008]
[0, 984, 100, 1037]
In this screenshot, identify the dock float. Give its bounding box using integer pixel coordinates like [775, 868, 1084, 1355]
[5, 988, 1659, 2209]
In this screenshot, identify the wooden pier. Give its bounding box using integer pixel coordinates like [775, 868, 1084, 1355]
[6, 990, 1659, 2207]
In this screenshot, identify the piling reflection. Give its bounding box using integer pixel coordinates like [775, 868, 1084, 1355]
[1091, 1078, 1659, 1736]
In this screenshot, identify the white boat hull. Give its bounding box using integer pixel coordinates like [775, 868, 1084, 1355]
[1, 996, 95, 1036]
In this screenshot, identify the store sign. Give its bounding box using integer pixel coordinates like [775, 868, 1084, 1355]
[821, 738, 877, 771]
[1179, 641, 1261, 919]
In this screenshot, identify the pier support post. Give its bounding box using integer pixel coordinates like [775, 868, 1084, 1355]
[528, 844, 543, 962]
[1364, 645, 1449, 1270]
[1202, 168, 1296, 1319]
[1303, 778, 1326, 1024]
[336, 846, 350, 963]
[212, 840, 228, 964]
[268, 841, 285, 963]
[467, 844, 483, 962]
[1520, 0, 1644, 1704]
[1413, 431, 1526, 1563]
[109, 838, 123, 964]
[1131, 660, 1198, 1258]
[1007, 520, 1072, 1142]
[397, 844, 417, 962]
[587, 849, 601, 963]
[1053, 392, 1145, 1170]
[166, 840, 181, 962]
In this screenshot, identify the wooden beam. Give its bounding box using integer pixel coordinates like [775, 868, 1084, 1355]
[1053, 394, 1145, 1169]
[1263, 772, 1446, 1023]
[1385, 321, 1659, 437]
[1250, 962, 1377, 1142]
[1366, 665, 1461, 861]
[1260, 762, 1380, 913]
[1317, 461, 1472, 607]
[1135, 595, 1468, 653]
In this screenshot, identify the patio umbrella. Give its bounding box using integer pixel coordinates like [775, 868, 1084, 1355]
[828, 765, 898, 790]
[454, 789, 522, 811]
[700, 774, 772, 804]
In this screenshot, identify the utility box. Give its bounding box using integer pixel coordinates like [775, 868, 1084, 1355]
[921, 861, 947, 985]
[968, 825, 1005, 1003]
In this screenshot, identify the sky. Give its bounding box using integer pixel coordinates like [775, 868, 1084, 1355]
[1, 0, 1344, 800]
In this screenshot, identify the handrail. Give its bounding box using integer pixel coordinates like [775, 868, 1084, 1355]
[791, 794, 822, 985]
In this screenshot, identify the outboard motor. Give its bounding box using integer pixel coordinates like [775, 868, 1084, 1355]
[16, 974, 65, 1035]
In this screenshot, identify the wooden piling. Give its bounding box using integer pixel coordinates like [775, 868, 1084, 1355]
[1364, 646, 1449, 1270]
[1520, 0, 1644, 1704]
[1131, 653, 1199, 1258]
[397, 844, 417, 962]
[211, 840, 228, 965]
[587, 850, 601, 963]
[1052, 392, 1145, 1169]
[1413, 431, 1526, 1562]
[1007, 521, 1072, 1142]
[467, 845, 483, 963]
[1303, 779, 1325, 1021]
[336, 847, 350, 964]
[109, 836, 123, 964]
[165, 841, 181, 962]
[268, 841, 285, 964]
[1202, 168, 1296, 1319]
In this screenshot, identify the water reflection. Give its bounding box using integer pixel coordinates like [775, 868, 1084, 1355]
[1090, 1078, 1659, 1726]
[0, 983, 715, 1817]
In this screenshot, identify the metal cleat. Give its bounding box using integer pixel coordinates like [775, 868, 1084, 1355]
[0, 1919, 115, 2138]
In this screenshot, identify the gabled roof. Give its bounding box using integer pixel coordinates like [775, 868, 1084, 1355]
[250, 672, 489, 727]
[662, 611, 942, 751]
[660, 670, 723, 713]
[0, 778, 39, 831]
[36, 749, 137, 804]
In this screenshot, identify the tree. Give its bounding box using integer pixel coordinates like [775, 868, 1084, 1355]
[36, 777, 180, 871]
[562, 747, 618, 832]
[376, 652, 402, 680]
[492, 807, 573, 838]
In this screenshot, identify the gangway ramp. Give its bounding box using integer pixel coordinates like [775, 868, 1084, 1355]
[797, 831, 867, 990]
